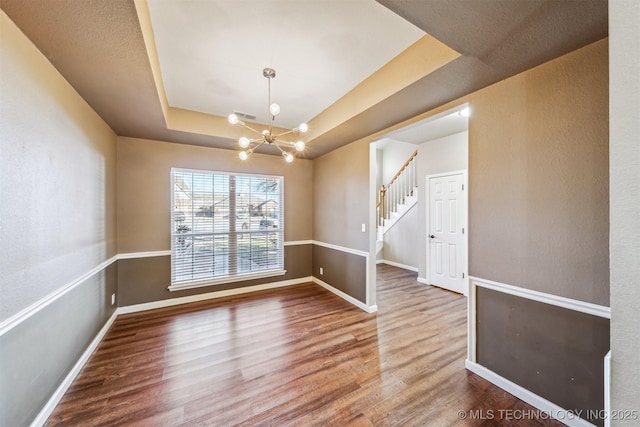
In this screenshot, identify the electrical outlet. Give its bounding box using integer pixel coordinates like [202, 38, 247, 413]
[320, 267, 324, 275]
[111, 293, 116, 306]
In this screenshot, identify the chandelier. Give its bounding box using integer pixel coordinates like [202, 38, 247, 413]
[227, 68, 309, 162]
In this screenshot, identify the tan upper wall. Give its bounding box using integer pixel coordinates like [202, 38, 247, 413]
[0, 11, 118, 321]
[313, 139, 370, 252]
[380, 141, 416, 186]
[117, 137, 313, 253]
[468, 39, 609, 305]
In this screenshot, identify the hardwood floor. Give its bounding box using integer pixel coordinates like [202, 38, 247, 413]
[45, 265, 565, 426]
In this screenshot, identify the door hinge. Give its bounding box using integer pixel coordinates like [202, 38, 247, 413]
[462, 272, 465, 278]
[462, 184, 464, 190]
[462, 227, 465, 234]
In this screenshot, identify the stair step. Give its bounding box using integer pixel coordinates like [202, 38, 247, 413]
[379, 191, 418, 236]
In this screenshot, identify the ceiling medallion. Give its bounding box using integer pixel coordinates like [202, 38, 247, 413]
[228, 68, 308, 163]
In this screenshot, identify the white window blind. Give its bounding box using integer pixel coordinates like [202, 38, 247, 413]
[170, 169, 285, 290]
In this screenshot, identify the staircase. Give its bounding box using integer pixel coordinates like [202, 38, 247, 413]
[376, 150, 418, 253]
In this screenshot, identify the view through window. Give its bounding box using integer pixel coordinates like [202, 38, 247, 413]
[171, 169, 284, 288]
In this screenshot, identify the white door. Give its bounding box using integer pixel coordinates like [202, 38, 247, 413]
[428, 173, 466, 294]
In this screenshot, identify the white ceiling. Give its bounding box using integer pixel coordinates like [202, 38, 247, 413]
[147, 0, 425, 129]
[378, 106, 469, 146]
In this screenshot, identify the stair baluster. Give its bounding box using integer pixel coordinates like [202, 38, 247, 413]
[376, 150, 418, 234]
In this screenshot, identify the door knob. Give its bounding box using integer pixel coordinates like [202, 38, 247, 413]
[429, 235, 435, 239]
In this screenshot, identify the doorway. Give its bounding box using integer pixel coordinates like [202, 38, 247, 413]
[369, 104, 469, 304]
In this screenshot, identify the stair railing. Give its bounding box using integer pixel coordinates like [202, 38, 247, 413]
[376, 185, 386, 227]
[377, 150, 418, 227]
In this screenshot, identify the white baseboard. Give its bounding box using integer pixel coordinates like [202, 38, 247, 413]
[119, 276, 313, 314]
[30, 310, 119, 427]
[377, 259, 418, 272]
[465, 360, 598, 427]
[312, 277, 377, 313]
[417, 277, 429, 285]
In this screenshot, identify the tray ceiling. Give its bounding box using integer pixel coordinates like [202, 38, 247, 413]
[148, 0, 425, 129]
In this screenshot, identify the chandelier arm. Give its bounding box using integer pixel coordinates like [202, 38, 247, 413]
[238, 122, 262, 135]
[253, 140, 267, 150]
[243, 136, 263, 143]
[273, 140, 294, 148]
[273, 129, 295, 138]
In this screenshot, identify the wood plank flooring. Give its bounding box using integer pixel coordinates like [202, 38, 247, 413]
[45, 265, 565, 426]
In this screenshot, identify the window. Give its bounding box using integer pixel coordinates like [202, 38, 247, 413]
[170, 169, 285, 291]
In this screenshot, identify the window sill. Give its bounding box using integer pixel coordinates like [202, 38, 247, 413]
[169, 269, 287, 292]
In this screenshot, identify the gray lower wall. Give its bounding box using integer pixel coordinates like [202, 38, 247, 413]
[117, 242, 367, 311]
[118, 245, 312, 306]
[312, 245, 367, 303]
[477, 287, 610, 426]
[0, 263, 118, 427]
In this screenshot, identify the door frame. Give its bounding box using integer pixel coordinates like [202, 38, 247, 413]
[425, 170, 468, 295]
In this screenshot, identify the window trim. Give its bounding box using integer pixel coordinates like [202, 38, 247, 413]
[169, 168, 286, 292]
